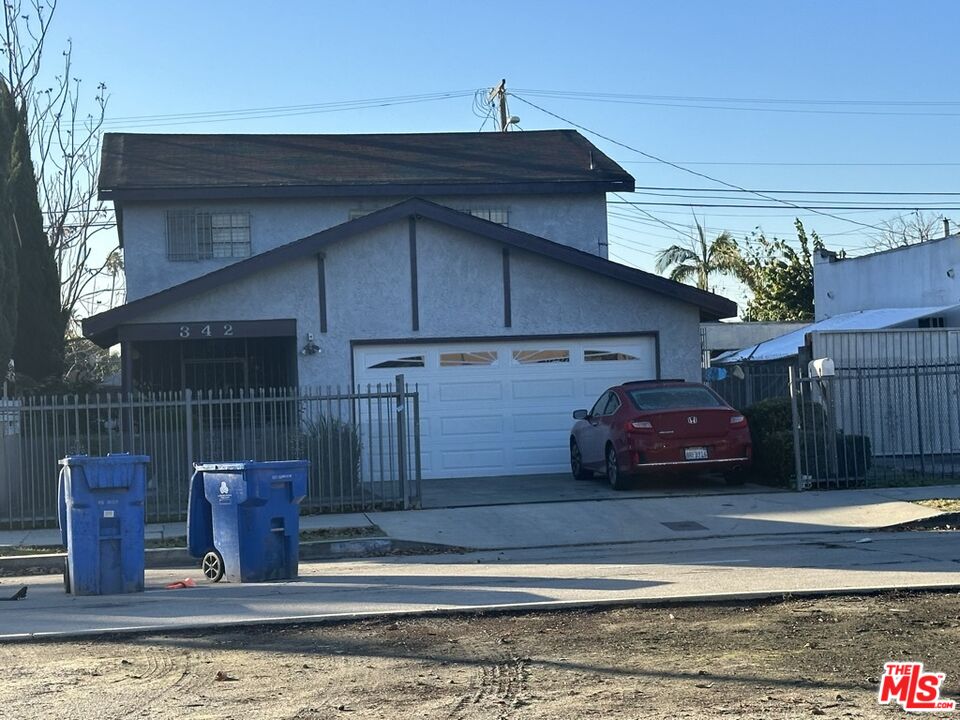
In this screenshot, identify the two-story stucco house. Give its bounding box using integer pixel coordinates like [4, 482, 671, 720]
[82, 130, 736, 478]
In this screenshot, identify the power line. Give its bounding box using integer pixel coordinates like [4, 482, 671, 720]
[619, 160, 960, 167]
[97, 91, 476, 130]
[509, 93, 887, 233]
[611, 201, 960, 210]
[514, 88, 960, 107]
[628, 186, 960, 197]
[512, 89, 960, 117]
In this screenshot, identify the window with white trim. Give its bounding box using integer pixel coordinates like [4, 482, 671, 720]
[166, 210, 251, 261]
[349, 206, 509, 225]
[455, 208, 509, 225]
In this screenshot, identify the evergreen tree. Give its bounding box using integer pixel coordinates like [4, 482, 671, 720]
[0, 81, 17, 380]
[7, 95, 65, 381]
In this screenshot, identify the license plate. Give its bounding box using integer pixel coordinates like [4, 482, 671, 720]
[684, 447, 708, 461]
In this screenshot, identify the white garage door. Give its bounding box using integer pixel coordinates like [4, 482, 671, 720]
[353, 336, 657, 479]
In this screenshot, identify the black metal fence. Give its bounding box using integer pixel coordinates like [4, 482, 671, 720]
[0, 377, 421, 530]
[707, 362, 794, 410]
[790, 364, 960, 489]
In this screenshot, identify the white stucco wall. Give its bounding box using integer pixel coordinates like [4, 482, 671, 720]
[120, 193, 609, 300]
[129, 216, 703, 388]
[814, 238, 960, 321]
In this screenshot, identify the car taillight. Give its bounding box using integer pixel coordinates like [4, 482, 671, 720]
[730, 414, 747, 427]
[626, 419, 654, 432]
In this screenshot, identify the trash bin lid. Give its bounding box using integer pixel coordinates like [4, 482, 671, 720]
[59, 453, 150, 490]
[193, 460, 309, 471]
[59, 453, 151, 466]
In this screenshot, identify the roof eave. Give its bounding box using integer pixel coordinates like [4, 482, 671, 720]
[97, 178, 635, 203]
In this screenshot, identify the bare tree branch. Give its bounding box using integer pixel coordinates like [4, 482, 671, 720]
[1, 1, 118, 332]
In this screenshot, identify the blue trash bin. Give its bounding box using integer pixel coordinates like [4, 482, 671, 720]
[58, 453, 149, 596]
[187, 460, 308, 583]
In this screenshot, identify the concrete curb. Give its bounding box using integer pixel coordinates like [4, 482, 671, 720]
[3, 581, 960, 644]
[0, 537, 462, 575]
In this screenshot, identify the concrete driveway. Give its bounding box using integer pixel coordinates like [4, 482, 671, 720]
[380, 484, 953, 550]
[420, 472, 774, 508]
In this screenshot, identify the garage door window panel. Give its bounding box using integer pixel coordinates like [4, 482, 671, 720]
[585, 349, 640, 362]
[512, 349, 570, 365]
[369, 355, 425, 369]
[440, 351, 498, 367]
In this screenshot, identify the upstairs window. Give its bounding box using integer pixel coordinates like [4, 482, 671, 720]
[166, 211, 251, 261]
[919, 316, 946, 328]
[455, 208, 509, 225]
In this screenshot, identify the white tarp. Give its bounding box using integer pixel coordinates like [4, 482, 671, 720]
[714, 305, 958, 364]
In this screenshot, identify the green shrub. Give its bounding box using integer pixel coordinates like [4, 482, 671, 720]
[743, 398, 865, 485]
[751, 429, 795, 483]
[743, 397, 793, 435]
[298, 416, 362, 502]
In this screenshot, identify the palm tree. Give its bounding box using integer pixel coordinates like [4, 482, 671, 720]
[654, 216, 744, 292]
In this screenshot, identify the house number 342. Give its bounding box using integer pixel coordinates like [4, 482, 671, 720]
[178, 323, 234, 338]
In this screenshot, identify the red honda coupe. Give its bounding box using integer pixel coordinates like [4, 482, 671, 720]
[569, 380, 752, 490]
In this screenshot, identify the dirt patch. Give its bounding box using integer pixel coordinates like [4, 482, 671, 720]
[299, 525, 383, 542]
[2, 591, 959, 719]
[917, 498, 960, 513]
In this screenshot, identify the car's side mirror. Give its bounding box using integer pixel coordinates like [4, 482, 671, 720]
[573, 409, 588, 420]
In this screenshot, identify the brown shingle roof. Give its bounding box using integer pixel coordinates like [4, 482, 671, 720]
[99, 130, 634, 200]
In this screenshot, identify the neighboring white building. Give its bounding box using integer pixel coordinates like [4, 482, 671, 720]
[700, 321, 808, 366]
[717, 239, 960, 366]
[814, 237, 960, 325]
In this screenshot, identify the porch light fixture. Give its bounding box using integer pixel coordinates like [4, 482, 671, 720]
[301, 333, 321, 356]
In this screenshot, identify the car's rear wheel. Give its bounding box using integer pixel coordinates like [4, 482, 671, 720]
[570, 439, 592, 480]
[606, 444, 629, 490]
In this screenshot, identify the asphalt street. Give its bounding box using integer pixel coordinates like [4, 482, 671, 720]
[2, 529, 957, 640]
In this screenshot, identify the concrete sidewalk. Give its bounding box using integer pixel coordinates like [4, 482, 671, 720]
[0, 512, 375, 549]
[1, 484, 956, 551]
[2, 531, 958, 641]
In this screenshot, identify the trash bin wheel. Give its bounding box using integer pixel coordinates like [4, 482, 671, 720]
[63, 556, 71, 594]
[201, 550, 225, 582]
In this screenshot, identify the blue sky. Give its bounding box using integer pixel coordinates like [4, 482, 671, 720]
[49, 0, 960, 304]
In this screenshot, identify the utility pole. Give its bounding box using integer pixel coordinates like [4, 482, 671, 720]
[487, 79, 510, 131]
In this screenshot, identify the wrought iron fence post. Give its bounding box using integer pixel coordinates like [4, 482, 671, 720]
[914, 365, 926, 476]
[184, 388, 194, 475]
[412, 388, 422, 509]
[395, 374, 409, 509]
[789, 365, 804, 492]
